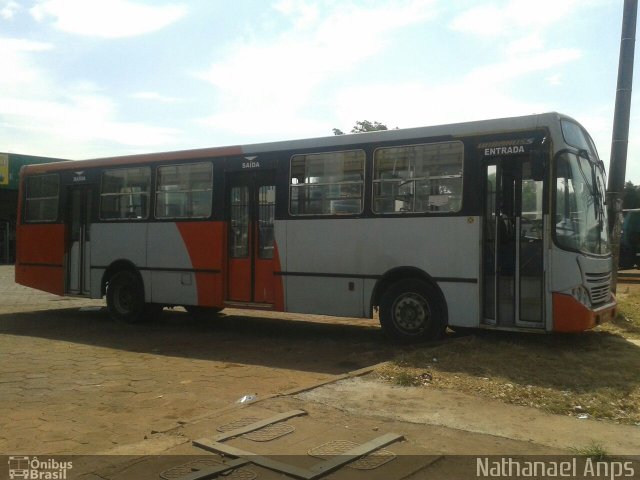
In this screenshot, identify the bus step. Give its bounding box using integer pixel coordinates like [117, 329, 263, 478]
[224, 301, 275, 311]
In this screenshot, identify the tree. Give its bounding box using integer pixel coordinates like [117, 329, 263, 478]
[332, 120, 390, 135]
[623, 181, 640, 209]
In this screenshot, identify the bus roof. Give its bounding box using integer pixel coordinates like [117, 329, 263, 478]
[22, 111, 572, 175]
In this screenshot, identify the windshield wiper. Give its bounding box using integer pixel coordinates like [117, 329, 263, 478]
[575, 150, 601, 217]
[575, 150, 607, 250]
[578, 150, 606, 251]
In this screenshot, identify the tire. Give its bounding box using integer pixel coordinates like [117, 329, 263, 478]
[107, 270, 147, 323]
[379, 279, 446, 343]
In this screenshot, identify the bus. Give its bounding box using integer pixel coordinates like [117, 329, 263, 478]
[8, 456, 30, 479]
[15, 112, 616, 342]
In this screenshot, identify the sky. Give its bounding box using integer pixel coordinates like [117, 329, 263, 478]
[1, 0, 640, 181]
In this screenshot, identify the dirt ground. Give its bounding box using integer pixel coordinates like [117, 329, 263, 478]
[0, 267, 401, 455]
[1, 265, 639, 479]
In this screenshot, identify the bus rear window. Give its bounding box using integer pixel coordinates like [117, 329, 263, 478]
[24, 174, 59, 222]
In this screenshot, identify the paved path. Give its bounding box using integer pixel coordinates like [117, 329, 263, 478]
[0, 266, 100, 313]
[71, 389, 640, 479]
[3, 264, 639, 479]
[0, 266, 394, 455]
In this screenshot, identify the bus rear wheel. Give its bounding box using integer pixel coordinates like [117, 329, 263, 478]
[379, 279, 446, 343]
[107, 270, 148, 323]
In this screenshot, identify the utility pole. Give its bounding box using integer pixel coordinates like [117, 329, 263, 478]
[608, 0, 637, 293]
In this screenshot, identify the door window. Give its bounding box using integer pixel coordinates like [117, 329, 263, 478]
[229, 186, 249, 258]
[483, 157, 544, 327]
[258, 185, 275, 259]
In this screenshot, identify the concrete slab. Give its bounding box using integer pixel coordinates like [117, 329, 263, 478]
[295, 377, 640, 456]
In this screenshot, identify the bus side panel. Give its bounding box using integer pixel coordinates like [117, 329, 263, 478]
[271, 242, 285, 311]
[283, 217, 480, 326]
[146, 222, 197, 306]
[284, 218, 365, 317]
[176, 221, 225, 307]
[286, 277, 365, 317]
[439, 283, 479, 328]
[91, 222, 149, 298]
[15, 223, 65, 295]
[271, 220, 287, 311]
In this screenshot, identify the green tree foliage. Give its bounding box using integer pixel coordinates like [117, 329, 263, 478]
[332, 120, 389, 135]
[522, 180, 539, 213]
[350, 120, 388, 133]
[623, 181, 640, 209]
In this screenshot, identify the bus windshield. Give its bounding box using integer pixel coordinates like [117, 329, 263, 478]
[555, 152, 610, 255]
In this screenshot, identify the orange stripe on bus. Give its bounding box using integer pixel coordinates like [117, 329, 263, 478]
[176, 221, 225, 307]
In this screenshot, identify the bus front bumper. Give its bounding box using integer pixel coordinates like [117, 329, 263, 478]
[552, 292, 617, 333]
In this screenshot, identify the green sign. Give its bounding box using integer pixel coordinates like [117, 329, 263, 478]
[0, 153, 8, 186]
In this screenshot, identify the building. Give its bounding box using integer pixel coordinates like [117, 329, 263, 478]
[0, 153, 65, 264]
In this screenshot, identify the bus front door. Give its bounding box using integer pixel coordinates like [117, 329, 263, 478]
[65, 185, 94, 295]
[226, 170, 277, 305]
[483, 156, 544, 328]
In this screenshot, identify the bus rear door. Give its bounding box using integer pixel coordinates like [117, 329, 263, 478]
[65, 185, 94, 295]
[226, 170, 277, 305]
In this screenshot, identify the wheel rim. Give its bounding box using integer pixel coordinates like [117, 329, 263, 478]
[113, 281, 135, 314]
[391, 292, 429, 334]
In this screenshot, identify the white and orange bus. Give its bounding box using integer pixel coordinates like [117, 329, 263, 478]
[15, 112, 616, 342]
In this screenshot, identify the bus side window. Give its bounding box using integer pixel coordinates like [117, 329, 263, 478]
[155, 162, 213, 220]
[289, 150, 365, 216]
[100, 167, 151, 220]
[373, 141, 463, 214]
[24, 174, 59, 222]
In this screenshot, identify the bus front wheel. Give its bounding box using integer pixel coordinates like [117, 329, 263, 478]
[379, 279, 446, 343]
[107, 270, 147, 323]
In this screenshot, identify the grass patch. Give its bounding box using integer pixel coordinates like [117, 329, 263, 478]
[570, 442, 609, 460]
[394, 370, 421, 387]
[601, 284, 640, 339]
[376, 291, 640, 424]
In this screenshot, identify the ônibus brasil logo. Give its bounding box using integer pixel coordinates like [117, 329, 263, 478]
[8, 456, 73, 479]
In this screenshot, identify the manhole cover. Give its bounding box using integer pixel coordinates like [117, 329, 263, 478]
[217, 417, 295, 442]
[160, 458, 256, 480]
[243, 422, 295, 442]
[308, 440, 396, 470]
[217, 417, 261, 433]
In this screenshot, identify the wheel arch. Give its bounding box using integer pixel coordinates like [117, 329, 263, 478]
[101, 259, 144, 297]
[370, 266, 449, 324]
